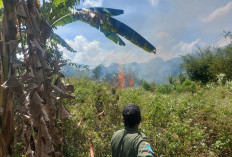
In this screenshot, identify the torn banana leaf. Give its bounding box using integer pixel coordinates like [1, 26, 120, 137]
[72, 9, 156, 53]
[53, 7, 123, 27]
[100, 28, 125, 46]
[85, 7, 124, 16]
[51, 33, 76, 53]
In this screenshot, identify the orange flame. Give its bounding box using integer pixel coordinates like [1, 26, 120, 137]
[129, 76, 134, 87]
[118, 64, 125, 88]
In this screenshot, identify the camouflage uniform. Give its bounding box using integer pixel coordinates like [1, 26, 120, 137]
[111, 127, 156, 157]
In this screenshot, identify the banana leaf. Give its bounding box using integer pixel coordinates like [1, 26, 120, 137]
[52, 14, 78, 27]
[51, 33, 76, 52]
[72, 9, 156, 53]
[44, 4, 156, 53]
[45, 0, 80, 26]
[85, 7, 124, 16]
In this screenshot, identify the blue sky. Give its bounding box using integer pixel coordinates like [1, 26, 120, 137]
[55, 0, 232, 67]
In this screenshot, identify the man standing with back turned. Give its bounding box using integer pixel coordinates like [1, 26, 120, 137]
[111, 104, 156, 157]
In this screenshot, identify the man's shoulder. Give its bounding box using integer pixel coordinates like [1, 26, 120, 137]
[111, 129, 125, 141]
[132, 132, 146, 144]
[113, 129, 124, 136]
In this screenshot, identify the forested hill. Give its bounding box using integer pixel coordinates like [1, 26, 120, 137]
[63, 57, 183, 83]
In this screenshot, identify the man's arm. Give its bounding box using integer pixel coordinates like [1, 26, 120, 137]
[137, 141, 156, 157]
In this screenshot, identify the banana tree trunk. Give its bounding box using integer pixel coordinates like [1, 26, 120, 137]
[0, 0, 17, 156]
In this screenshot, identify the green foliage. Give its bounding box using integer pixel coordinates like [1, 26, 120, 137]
[63, 78, 122, 156]
[64, 78, 232, 156]
[142, 81, 151, 91]
[181, 47, 215, 84]
[181, 36, 232, 84]
[142, 81, 156, 91]
[92, 65, 102, 81]
[225, 80, 232, 92]
[178, 73, 187, 85]
[176, 79, 198, 93]
[41, 0, 156, 53]
[0, 0, 2, 9]
[156, 83, 172, 94]
[217, 73, 226, 86]
[52, 0, 66, 7]
[168, 74, 175, 85]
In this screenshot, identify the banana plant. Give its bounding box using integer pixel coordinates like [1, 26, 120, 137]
[41, 0, 156, 53]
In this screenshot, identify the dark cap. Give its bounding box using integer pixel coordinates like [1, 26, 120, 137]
[122, 104, 141, 128]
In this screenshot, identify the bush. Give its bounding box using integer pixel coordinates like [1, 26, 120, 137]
[176, 79, 198, 93]
[142, 81, 151, 91]
[156, 83, 172, 94]
[142, 81, 156, 92]
[181, 42, 232, 84]
[181, 47, 215, 84]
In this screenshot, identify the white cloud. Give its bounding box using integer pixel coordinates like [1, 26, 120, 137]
[83, 0, 103, 7]
[59, 35, 156, 67]
[148, 0, 160, 7]
[156, 32, 169, 39]
[179, 39, 200, 52]
[172, 39, 201, 55]
[202, 1, 232, 23]
[217, 37, 231, 47]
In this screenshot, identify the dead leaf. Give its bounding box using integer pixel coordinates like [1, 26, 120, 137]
[33, 92, 44, 104]
[7, 40, 18, 53]
[16, 3, 27, 18]
[58, 104, 70, 120]
[31, 39, 46, 56]
[33, 54, 42, 68]
[0, 107, 4, 116]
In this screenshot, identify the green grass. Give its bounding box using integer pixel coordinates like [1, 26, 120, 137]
[63, 77, 232, 157]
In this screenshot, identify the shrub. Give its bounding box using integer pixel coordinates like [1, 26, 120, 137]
[142, 81, 151, 91]
[176, 79, 198, 93]
[156, 83, 172, 94]
[181, 42, 232, 84]
[142, 81, 156, 92]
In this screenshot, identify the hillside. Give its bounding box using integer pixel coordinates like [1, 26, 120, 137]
[63, 57, 183, 83]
